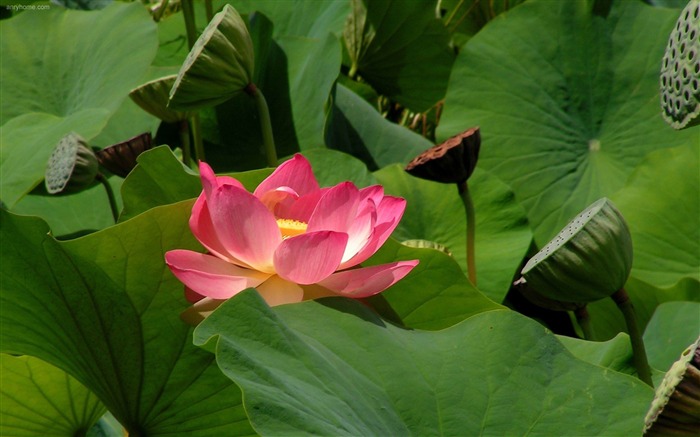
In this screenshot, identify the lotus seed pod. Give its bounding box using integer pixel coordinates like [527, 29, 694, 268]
[45, 132, 99, 194]
[405, 127, 481, 184]
[520, 198, 633, 303]
[660, 0, 700, 130]
[130, 76, 192, 123]
[644, 337, 700, 436]
[169, 4, 255, 111]
[96, 132, 153, 178]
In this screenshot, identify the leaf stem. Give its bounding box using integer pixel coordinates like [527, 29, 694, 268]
[247, 84, 277, 167]
[179, 120, 192, 167]
[204, 0, 214, 21]
[458, 181, 477, 286]
[612, 288, 653, 387]
[190, 114, 206, 162]
[574, 305, 594, 340]
[180, 0, 197, 49]
[96, 173, 119, 223]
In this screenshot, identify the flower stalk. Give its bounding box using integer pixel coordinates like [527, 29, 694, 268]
[613, 288, 653, 387]
[96, 172, 119, 222]
[574, 305, 593, 340]
[247, 83, 278, 167]
[458, 180, 477, 286]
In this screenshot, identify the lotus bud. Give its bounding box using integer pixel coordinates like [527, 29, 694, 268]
[45, 132, 99, 194]
[405, 126, 481, 184]
[520, 198, 633, 303]
[644, 337, 700, 435]
[95, 132, 153, 178]
[660, 0, 700, 129]
[169, 4, 255, 111]
[130, 76, 192, 123]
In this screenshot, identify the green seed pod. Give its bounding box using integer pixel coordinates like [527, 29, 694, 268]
[169, 4, 255, 111]
[45, 132, 99, 194]
[644, 337, 700, 436]
[130, 75, 192, 123]
[660, 0, 700, 130]
[520, 198, 633, 303]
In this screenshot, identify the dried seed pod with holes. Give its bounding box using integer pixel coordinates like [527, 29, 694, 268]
[519, 198, 633, 303]
[45, 132, 99, 194]
[405, 127, 481, 184]
[660, 0, 700, 129]
[96, 132, 153, 178]
[644, 337, 700, 435]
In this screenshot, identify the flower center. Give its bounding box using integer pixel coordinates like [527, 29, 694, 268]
[276, 218, 308, 239]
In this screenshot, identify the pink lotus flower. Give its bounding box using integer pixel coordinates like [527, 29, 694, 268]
[165, 154, 418, 323]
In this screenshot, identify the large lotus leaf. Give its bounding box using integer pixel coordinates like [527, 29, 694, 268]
[643, 301, 700, 372]
[12, 175, 122, 238]
[302, 148, 378, 188]
[194, 289, 653, 436]
[119, 146, 272, 221]
[209, 28, 341, 169]
[0, 111, 109, 207]
[0, 354, 106, 436]
[0, 2, 156, 121]
[325, 83, 433, 169]
[364, 238, 501, 330]
[438, 0, 699, 246]
[586, 276, 700, 341]
[612, 143, 699, 288]
[373, 165, 531, 302]
[344, 0, 455, 112]
[557, 333, 636, 376]
[0, 208, 254, 435]
[0, 2, 157, 207]
[228, 0, 350, 38]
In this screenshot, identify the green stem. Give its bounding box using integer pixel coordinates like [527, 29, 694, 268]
[153, 0, 169, 22]
[190, 114, 206, 162]
[179, 120, 192, 167]
[96, 173, 119, 222]
[181, 0, 197, 49]
[458, 181, 477, 286]
[204, 0, 214, 21]
[248, 84, 277, 167]
[613, 288, 653, 387]
[574, 305, 594, 340]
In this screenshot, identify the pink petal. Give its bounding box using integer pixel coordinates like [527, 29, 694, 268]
[189, 194, 251, 267]
[254, 154, 320, 199]
[273, 231, 348, 284]
[284, 188, 328, 222]
[199, 161, 244, 200]
[360, 185, 384, 206]
[184, 286, 205, 303]
[307, 182, 359, 234]
[319, 260, 419, 298]
[339, 197, 376, 266]
[180, 297, 224, 326]
[256, 275, 304, 306]
[258, 186, 299, 215]
[341, 195, 407, 268]
[165, 250, 271, 299]
[208, 185, 282, 272]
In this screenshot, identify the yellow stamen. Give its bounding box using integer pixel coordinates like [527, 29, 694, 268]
[277, 218, 307, 239]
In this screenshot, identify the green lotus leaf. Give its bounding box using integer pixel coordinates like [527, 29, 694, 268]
[344, 0, 455, 112]
[0, 208, 254, 435]
[0, 2, 156, 207]
[660, 0, 700, 129]
[612, 143, 699, 288]
[374, 165, 531, 303]
[169, 4, 255, 111]
[130, 75, 192, 123]
[194, 289, 653, 436]
[0, 354, 106, 436]
[229, 0, 350, 38]
[644, 301, 700, 372]
[439, 0, 699, 246]
[325, 83, 433, 169]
